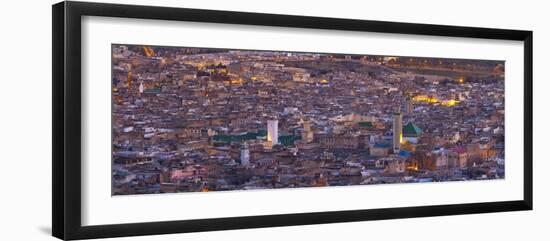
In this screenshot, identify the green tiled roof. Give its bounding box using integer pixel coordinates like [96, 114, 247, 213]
[214, 130, 267, 143]
[403, 122, 422, 137]
[143, 87, 161, 94]
[279, 135, 301, 146]
[358, 121, 373, 127]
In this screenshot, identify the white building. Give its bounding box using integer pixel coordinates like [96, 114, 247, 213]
[138, 82, 144, 94]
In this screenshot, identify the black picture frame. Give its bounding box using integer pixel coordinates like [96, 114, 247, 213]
[52, 1, 533, 240]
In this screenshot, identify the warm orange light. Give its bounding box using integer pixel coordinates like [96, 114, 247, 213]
[142, 46, 155, 57]
[413, 95, 439, 104]
[230, 78, 243, 85]
[127, 71, 132, 88]
[442, 99, 459, 107]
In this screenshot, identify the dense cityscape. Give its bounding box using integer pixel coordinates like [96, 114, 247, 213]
[111, 44, 505, 195]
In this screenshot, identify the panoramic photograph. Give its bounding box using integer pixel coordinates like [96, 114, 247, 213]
[111, 44, 505, 195]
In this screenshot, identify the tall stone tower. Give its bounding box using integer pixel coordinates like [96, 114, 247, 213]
[240, 142, 250, 166]
[405, 95, 413, 114]
[302, 120, 313, 143]
[267, 119, 278, 148]
[393, 110, 403, 153]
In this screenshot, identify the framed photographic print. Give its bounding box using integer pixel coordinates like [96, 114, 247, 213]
[52, 1, 533, 240]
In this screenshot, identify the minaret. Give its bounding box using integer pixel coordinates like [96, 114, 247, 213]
[393, 109, 403, 153]
[240, 142, 250, 166]
[302, 119, 313, 143]
[207, 128, 215, 146]
[126, 64, 132, 88]
[405, 95, 413, 114]
[267, 119, 278, 148]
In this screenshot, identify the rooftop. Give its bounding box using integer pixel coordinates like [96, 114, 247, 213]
[403, 122, 422, 137]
